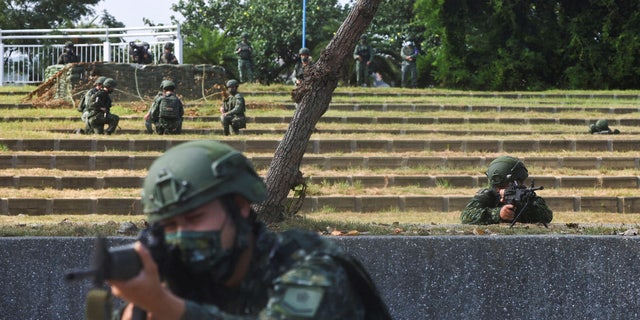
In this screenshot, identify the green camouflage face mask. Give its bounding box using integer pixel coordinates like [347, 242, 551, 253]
[165, 230, 235, 279]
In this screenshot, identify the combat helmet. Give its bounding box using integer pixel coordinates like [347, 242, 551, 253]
[64, 41, 74, 48]
[486, 156, 528, 188]
[161, 80, 176, 90]
[102, 78, 117, 88]
[591, 119, 610, 132]
[299, 47, 311, 55]
[141, 140, 266, 223]
[164, 42, 174, 50]
[226, 79, 239, 88]
[94, 76, 107, 85]
[241, 32, 249, 39]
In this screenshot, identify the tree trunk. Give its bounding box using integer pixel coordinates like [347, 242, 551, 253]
[254, 0, 382, 223]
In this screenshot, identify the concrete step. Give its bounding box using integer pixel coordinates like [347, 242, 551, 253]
[1, 174, 637, 190]
[0, 138, 638, 153]
[1, 195, 637, 214]
[0, 154, 638, 170]
[49, 128, 575, 136]
[6, 115, 640, 126]
[4, 101, 640, 114]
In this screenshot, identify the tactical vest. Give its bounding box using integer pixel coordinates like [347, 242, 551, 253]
[159, 95, 181, 119]
[274, 230, 393, 320]
[355, 44, 371, 61]
[237, 42, 252, 59]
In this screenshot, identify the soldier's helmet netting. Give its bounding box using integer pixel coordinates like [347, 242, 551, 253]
[486, 156, 529, 187]
[142, 140, 266, 223]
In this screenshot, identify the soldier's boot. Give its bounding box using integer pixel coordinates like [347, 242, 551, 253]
[232, 125, 240, 135]
[223, 125, 230, 136]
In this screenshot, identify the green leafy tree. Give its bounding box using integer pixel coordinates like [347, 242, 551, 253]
[255, 0, 383, 222]
[363, 0, 425, 87]
[173, 0, 348, 83]
[1, 0, 101, 30]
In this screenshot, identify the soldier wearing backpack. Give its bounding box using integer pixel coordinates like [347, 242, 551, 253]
[86, 78, 119, 135]
[76, 76, 105, 134]
[145, 80, 184, 134]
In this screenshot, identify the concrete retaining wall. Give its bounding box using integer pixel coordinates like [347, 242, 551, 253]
[2, 236, 640, 319]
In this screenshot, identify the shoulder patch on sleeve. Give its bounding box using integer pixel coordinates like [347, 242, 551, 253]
[281, 286, 325, 317]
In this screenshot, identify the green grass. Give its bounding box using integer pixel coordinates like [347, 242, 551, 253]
[1, 85, 639, 236]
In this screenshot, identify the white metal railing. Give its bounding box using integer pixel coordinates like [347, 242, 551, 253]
[0, 25, 183, 85]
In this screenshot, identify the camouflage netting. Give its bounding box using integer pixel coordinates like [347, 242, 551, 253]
[26, 62, 227, 107]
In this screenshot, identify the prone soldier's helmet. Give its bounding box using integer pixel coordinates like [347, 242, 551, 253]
[161, 80, 176, 90]
[226, 79, 239, 88]
[486, 156, 529, 188]
[299, 47, 311, 55]
[94, 76, 107, 85]
[103, 78, 117, 88]
[595, 119, 610, 131]
[141, 140, 266, 223]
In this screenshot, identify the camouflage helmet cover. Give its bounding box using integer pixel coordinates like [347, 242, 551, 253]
[486, 156, 529, 187]
[164, 42, 174, 50]
[241, 32, 249, 39]
[141, 140, 266, 223]
[226, 79, 240, 88]
[64, 41, 74, 48]
[360, 34, 368, 40]
[103, 78, 117, 88]
[94, 76, 107, 85]
[595, 119, 610, 131]
[161, 80, 176, 90]
[299, 47, 311, 55]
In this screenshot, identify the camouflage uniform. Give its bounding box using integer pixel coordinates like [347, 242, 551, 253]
[353, 35, 373, 87]
[460, 155, 553, 225]
[235, 34, 255, 83]
[112, 140, 391, 320]
[58, 42, 79, 64]
[160, 42, 178, 64]
[149, 92, 184, 134]
[79, 85, 101, 133]
[589, 119, 620, 134]
[87, 89, 119, 135]
[400, 42, 418, 88]
[460, 188, 553, 224]
[221, 91, 246, 135]
[172, 222, 386, 319]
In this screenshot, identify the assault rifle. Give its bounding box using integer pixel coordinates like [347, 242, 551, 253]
[503, 180, 546, 228]
[65, 225, 167, 320]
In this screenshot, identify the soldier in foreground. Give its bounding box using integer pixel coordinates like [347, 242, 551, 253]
[144, 80, 184, 134]
[108, 140, 391, 319]
[461, 156, 553, 225]
[86, 78, 119, 135]
[219, 79, 246, 135]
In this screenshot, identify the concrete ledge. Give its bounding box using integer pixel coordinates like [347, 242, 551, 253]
[3, 236, 640, 319]
[3, 138, 640, 153]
